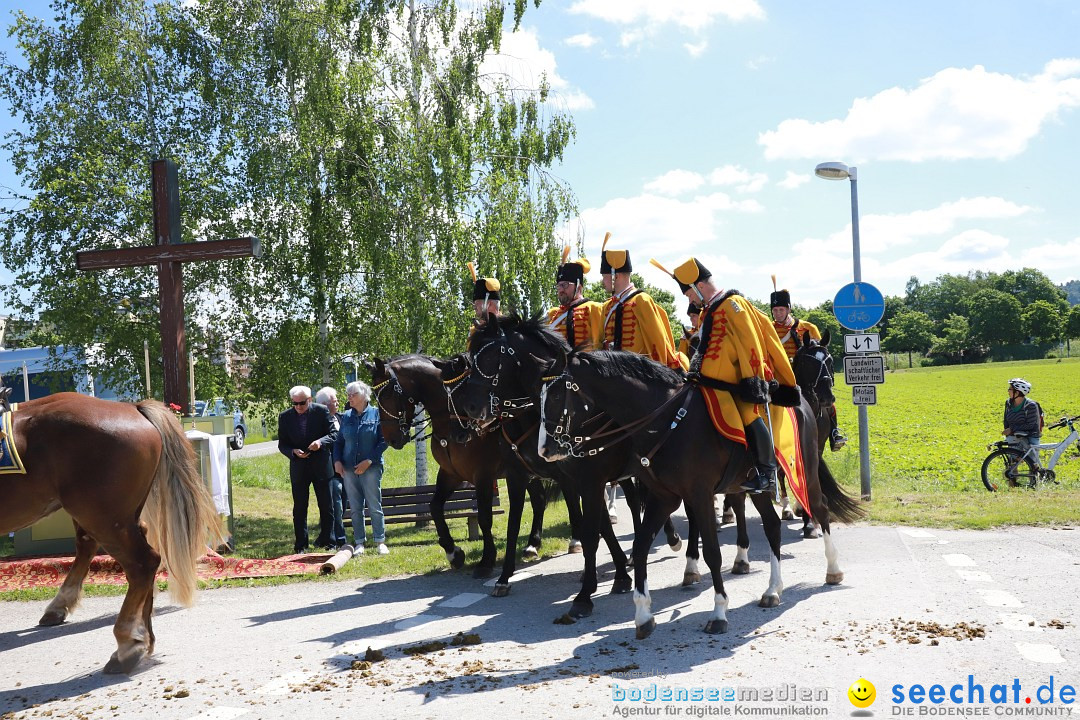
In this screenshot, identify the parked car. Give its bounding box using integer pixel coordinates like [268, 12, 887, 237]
[193, 397, 248, 450]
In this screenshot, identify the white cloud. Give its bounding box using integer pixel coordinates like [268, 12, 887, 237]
[822, 197, 1034, 253]
[619, 29, 645, 48]
[684, 40, 708, 57]
[644, 170, 706, 196]
[564, 33, 600, 49]
[754, 198, 1045, 304]
[777, 171, 810, 189]
[569, 0, 765, 32]
[746, 55, 774, 71]
[566, 188, 762, 293]
[481, 28, 595, 111]
[759, 60, 1080, 161]
[708, 164, 768, 193]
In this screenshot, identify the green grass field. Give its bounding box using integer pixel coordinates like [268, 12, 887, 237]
[830, 356, 1080, 527]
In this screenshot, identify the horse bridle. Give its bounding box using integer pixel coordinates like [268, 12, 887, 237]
[467, 338, 535, 421]
[372, 365, 431, 444]
[794, 345, 835, 406]
[537, 358, 692, 467]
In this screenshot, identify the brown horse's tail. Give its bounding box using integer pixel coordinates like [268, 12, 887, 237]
[137, 400, 225, 607]
[819, 460, 866, 524]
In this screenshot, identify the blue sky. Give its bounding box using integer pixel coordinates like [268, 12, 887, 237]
[3, 1, 1080, 314]
[487, 0, 1080, 308]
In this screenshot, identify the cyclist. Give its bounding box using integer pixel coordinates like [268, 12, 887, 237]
[1002, 378, 1041, 458]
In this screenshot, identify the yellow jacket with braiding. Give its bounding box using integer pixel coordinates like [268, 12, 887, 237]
[601, 289, 687, 371]
[546, 299, 604, 351]
[695, 292, 796, 444]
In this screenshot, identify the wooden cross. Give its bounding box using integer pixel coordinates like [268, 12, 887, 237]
[75, 159, 260, 414]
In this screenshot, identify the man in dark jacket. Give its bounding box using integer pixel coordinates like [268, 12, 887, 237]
[278, 385, 339, 552]
[1003, 377, 1041, 449]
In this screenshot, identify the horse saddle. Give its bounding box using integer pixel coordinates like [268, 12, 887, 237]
[0, 391, 27, 474]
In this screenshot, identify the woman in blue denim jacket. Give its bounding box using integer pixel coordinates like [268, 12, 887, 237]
[333, 380, 390, 554]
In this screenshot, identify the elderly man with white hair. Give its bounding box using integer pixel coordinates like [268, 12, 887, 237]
[333, 380, 390, 554]
[278, 385, 339, 553]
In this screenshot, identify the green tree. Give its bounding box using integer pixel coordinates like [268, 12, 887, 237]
[806, 303, 843, 348]
[930, 313, 972, 362]
[1068, 305, 1080, 339]
[0, 1, 245, 398]
[967, 289, 1023, 346]
[1022, 300, 1064, 345]
[992, 268, 1068, 309]
[881, 310, 936, 367]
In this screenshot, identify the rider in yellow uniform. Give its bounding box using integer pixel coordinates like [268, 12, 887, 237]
[599, 233, 687, 372]
[770, 284, 847, 451]
[547, 247, 603, 351]
[467, 261, 501, 339]
[671, 257, 799, 494]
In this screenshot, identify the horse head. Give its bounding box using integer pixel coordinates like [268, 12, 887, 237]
[368, 356, 424, 450]
[433, 354, 477, 444]
[792, 332, 836, 408]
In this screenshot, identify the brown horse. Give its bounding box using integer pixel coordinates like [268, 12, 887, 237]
[0, 393, 223, 673]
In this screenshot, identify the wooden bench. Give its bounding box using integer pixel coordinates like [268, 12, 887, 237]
[345, 484, 503, 541]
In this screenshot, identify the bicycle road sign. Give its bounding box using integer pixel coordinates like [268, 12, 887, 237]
[844, 355, 885, 384]
[833, 282, 885, 331]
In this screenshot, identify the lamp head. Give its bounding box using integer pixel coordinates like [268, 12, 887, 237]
[815, 161, 855, 180]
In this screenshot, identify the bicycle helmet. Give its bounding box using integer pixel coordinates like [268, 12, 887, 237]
[1008, 378, 1031, 395]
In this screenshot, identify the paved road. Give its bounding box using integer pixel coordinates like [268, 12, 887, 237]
[232, 440, 279, 460]
[1, 506, 1077, 720]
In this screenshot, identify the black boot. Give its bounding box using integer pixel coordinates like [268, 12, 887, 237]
[740, 418, 776, 495]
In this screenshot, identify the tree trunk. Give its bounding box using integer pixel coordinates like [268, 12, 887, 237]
[908, 350, 913, 368]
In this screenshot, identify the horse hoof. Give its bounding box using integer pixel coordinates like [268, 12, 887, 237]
[450, 548, 466, 570]
[569, 602, 593, 619]
[704, 619, 728, 634]
[490, 583, 511, 598]
[758, 594, 780, 608]
[681, 572, 702, 587]
[522, 549, 540, 562]
[38, 609, 68, 627]
[472, 565, 495, 580]
[802, 527, 820, 539]
[635, 618, 656, 640]
[731, 560, 751, 575]
[611, 577, 633, 594]
[566, 541, 582, 555]
[668, 535, 683, 552]
[825, 572, 844, 585]
[104, 647, 146, 675]
[781, 509, 795, 521]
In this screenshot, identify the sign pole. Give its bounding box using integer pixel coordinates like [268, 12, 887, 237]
[849, 169, 872, 500]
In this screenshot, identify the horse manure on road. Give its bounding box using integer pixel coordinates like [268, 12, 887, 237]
[553, 613, 576, 625]
[364, 646, 386, 661]
[451, 632, 482, 646]
[403, 640, 448, 655]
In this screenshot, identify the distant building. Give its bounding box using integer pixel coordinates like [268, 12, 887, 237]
[0, 346, 128, 402]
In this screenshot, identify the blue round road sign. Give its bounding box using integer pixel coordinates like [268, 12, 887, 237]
[833, 282, 885, 331]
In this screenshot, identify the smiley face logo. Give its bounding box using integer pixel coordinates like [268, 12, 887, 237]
[848, 678, 876, 708]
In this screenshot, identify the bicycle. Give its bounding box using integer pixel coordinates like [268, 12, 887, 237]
[981, 414, 1080, 491]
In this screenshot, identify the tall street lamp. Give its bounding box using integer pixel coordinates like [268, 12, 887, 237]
[815, 161, 871, 499]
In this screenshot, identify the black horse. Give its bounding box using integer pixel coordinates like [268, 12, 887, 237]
[483, 314, 863, 638]
[440, 346, 635, 616]
[368, 355, 551, 578]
